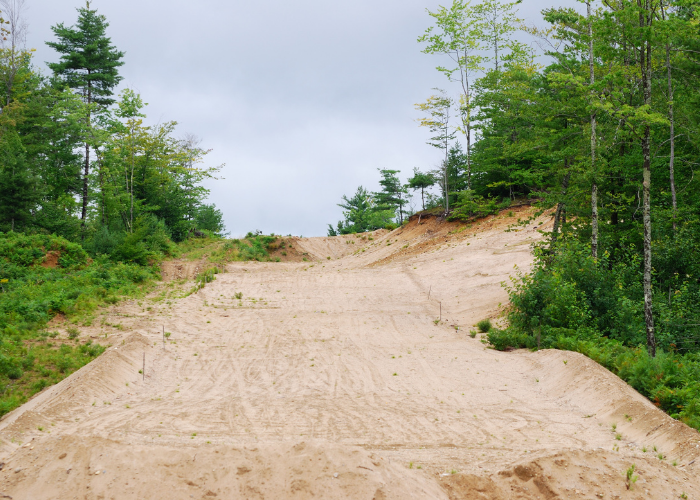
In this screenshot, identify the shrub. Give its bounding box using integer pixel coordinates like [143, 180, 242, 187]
[0, 232, 152, 417]
[477, 319, 492, 333]
[495, 236, 700, 431]
[448, 191, 511, 222]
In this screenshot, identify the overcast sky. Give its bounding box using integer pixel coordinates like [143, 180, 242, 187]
[24, 0, 579, 236]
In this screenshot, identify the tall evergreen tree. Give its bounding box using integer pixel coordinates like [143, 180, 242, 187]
[374, 169, 408, 224]
[408, 168, 436, 210]
[46, 1, 124, 231]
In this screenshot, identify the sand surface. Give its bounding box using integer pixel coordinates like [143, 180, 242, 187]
[1, 208, 699, 499]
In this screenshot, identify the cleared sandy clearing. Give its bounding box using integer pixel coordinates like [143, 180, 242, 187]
[0, 209, 698, 499]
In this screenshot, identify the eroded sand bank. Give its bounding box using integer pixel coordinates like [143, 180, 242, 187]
[1, 208, 698, 499]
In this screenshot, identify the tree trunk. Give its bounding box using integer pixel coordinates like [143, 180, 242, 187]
[668, 44, 677, 231]
[444, 131, 449, 215]
[641, 4, 656, 357]
[552, 167, 571, 247]
[81, 77, 92, 236]
[82, 142, 90, 224]
[588, 0, 598, 260]
[661, 1, 677, 230]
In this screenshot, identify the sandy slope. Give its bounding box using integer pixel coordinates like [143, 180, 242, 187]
[1, 208, 699, 499]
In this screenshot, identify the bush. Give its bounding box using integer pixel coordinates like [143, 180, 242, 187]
[497, 236, 700, 431]
[0, 232, 153, 417]
[487, 328, 535, 351]
[477, 318, 492, 333]
[448, 191, 511, 221]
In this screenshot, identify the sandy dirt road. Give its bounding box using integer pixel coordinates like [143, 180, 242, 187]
[0, 209, 698, 499]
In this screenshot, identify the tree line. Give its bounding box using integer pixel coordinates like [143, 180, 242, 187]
[410, 0, 700, 361]
[406, 0, 700, 427]
[331, 0, 700, 366]
[0, 0, 224, 262]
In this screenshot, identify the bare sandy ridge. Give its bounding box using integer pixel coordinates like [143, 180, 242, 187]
[0, 208, 699, 499]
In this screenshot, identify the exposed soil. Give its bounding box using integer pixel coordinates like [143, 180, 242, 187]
[0, 208, 698, 499]
[41, 251, 60, 269]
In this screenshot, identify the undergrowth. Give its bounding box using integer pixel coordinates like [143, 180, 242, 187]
[0, 232, 159, 417]
[193, 232, 291, 263]
[489, 238, 700, 431]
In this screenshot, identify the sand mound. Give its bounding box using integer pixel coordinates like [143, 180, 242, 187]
[5, 436, 447, 500]
[441, 448, 699, 499]
[1, 207, 698, 498]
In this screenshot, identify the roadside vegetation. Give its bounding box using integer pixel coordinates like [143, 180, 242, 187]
[0, 3, 227, 417]
[488, 239, 700, 431]
[410, 0, 700, 433]
[0, 232, 156, 416]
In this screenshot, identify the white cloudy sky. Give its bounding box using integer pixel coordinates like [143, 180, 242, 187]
[23, 0, 579, 236]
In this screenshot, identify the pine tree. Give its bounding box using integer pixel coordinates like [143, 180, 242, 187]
[408, 168, 436, 211]
[46, 1, 124, 231]
[0, 129, 39, 231]
[374, 169, 408, 224]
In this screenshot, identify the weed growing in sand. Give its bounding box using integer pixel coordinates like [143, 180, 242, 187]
[672, 460, 678, 466]
[611, 423, 617, 431]
[476, 319, 492, 333]
[615, 433, 622, 441]
[67, 327, 80, 340]
[642, 446, 647, 452]
[470, 330, 477, 338]
[681, 492, 688, 499]
[658, 453, 665, 460]
[625, 464, 638, 490]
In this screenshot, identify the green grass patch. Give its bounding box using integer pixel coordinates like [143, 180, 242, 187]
[0, 232, 159, 417]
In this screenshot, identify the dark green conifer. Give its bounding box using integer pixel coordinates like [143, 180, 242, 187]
[46, 1, 124, 229]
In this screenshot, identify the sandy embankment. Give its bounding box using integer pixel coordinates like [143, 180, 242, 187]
[0, 207, 698, 499]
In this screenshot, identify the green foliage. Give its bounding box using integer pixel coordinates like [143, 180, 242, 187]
[448, 190, 511, 221]
[492, 238, 700, 430]
[46, 4, 125, 106]
[408, 168, 437, 211]
[189, 267, 219, 294]
[328, 186, 395, 235]
[625, 464, 638, 490]
[198, 233, 288, 263]
[374, 169, 408, 224]
[195, 204, 226, 236]
[476, 318, 492, 333]
[0, 232, 156, 417]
